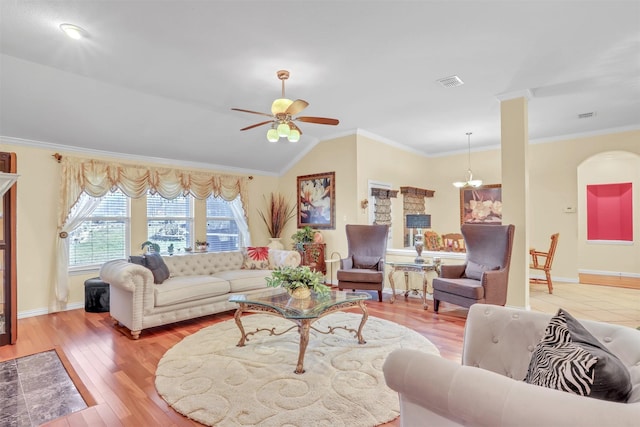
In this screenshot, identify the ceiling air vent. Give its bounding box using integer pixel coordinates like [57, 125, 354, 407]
[436, 75, 464, 88]
[578, 112, 596, 119]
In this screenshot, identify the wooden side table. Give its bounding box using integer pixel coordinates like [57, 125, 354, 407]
[386, 261, 440, 309]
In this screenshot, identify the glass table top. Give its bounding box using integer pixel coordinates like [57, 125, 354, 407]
[229, 288, 371, 319]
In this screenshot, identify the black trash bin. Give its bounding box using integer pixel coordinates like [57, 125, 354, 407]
[84, 277, 110, 313]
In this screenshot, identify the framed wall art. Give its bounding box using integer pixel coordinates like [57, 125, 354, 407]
[297, 172, 335, 229]
[460, 184, 502, 225]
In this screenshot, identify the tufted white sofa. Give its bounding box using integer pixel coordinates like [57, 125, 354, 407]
[100, 249, 301, 339]
[383, 303, 640, 427]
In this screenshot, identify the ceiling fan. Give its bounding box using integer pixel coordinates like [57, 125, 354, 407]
[231, 70, 339, 142]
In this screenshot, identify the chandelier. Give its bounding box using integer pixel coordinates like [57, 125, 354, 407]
[452, 132, 483, 188]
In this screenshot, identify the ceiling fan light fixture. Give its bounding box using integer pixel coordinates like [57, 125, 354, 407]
[266, 127, 279, 142]
[277, 122, 290, 137]
[288, 128, 300, 142]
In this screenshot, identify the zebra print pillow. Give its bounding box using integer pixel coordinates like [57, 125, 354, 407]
[524, 309, 632, 402]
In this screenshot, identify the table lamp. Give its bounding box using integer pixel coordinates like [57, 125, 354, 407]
[406, 214, 431, 263]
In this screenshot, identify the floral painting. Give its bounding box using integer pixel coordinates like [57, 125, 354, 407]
[297, 172, 335, 229]
[460, 184, 502, 225]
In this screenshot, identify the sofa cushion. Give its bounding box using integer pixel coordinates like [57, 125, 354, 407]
[432, 278, 484, 299]
[129, 255, 146, 266]
[154, 276, 231, 307]
[242, 246, 270, 270]
[145, 253, 170, 284]
[524, 309, 632, 402]
[464, 260, 499, 280]
[215, 269, 271, 293]
[337, 269, 383, 283]
[353, 255, 381, 270]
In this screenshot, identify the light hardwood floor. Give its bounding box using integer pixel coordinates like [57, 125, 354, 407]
[0, 282, 637, 427]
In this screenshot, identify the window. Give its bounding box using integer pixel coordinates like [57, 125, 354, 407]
[147, 194, 193, 253]
[206, 196, 241, 251]
[69, 190, 129, 268]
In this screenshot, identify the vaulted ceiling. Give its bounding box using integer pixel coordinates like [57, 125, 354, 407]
[1, 1, 638, 175]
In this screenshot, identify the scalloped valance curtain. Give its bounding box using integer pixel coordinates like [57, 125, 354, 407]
[51, 156, 250, 312]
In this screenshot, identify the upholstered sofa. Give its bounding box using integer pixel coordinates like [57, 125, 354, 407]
[100, 249, 301, 339]
[383, 303, 640, 427]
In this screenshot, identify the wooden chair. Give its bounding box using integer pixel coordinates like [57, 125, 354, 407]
[424, 230, 441, 251]
[529, 233, 559, 294]
[441, 233, 465, 252]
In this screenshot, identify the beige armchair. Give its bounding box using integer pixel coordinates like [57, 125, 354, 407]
[383, 304, 640, 427]
[337, 224, 389, 302]
[432, 224, 515, 312]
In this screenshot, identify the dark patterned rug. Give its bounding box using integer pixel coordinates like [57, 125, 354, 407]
[0, 350, 87, 426]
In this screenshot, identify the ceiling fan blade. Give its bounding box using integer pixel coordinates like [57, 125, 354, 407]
[285, 99, 309, 116]
[240, 120, 273, 131]
[231, 108, 274, 118]
[296, 116, 340, 126]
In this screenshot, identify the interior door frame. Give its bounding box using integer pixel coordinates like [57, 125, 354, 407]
[0, 152, 17, 345]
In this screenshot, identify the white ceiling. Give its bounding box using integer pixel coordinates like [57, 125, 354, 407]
[1, 1, 639, 175]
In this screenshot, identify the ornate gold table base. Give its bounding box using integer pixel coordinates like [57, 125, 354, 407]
[233, 300, 368, 374]
[387, 262, 438, 310]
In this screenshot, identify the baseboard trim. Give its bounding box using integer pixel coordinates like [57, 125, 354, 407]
[578, 273, 640, 290]
[18, 302, 85, 319]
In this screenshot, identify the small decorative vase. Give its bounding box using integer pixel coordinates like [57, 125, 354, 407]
[267, 238, 284, 250]
[288, 287, 311, 300]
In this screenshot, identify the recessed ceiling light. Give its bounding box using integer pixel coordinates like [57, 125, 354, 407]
[59, 23, 86, 40]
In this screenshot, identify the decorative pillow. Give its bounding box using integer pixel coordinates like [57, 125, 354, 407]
[353, 255, 381, 270]
[243, 246, 270, 270]
[144, 252, 170, 284]
[464, 260, 499, 280]
[128, 255, 146, 266]
[524, 309, 632, 402]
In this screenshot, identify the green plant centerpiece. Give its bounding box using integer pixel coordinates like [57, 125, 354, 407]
[265, 265, 330, 299]
[291, 226, 316, 251]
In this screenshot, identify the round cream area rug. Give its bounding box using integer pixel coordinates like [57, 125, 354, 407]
[155, 312, 439, 427]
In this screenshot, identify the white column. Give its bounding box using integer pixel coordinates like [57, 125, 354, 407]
[498, 90, 531, 309]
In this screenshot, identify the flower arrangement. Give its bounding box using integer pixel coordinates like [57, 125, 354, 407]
[258, 192, 296, 238]
[265, 265, 330, 296]
[195, 240, 209, 251]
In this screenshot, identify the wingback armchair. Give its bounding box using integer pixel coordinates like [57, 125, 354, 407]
[432, 224, 515, 312]
[383, 304, 640, 427]
[337, 224, 389, 302]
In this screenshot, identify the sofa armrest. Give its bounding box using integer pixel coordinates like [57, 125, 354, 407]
[100, 259, 153, 292]
[440, 263, 466, 278]
[268, 249, 301, 268]
[384, 348, 640, 427]
[100, 259, 154, 335]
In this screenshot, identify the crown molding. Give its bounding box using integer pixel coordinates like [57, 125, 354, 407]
[0, 136, 279, 177]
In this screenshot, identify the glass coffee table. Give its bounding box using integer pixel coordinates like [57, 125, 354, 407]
[229, 289, 371, 374]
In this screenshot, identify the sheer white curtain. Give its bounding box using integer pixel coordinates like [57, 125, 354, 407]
[228, 196, 251, 247]
[50, 193, 102, 312]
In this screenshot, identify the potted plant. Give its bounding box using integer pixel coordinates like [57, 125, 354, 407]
[265, 265, 329, 299]
[167, 243, 175, 255]
[258, 192, 296, 239]
[291, 226, 316, 251]
[195, 240, 209, 251]
[141, 240, 161, 254]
